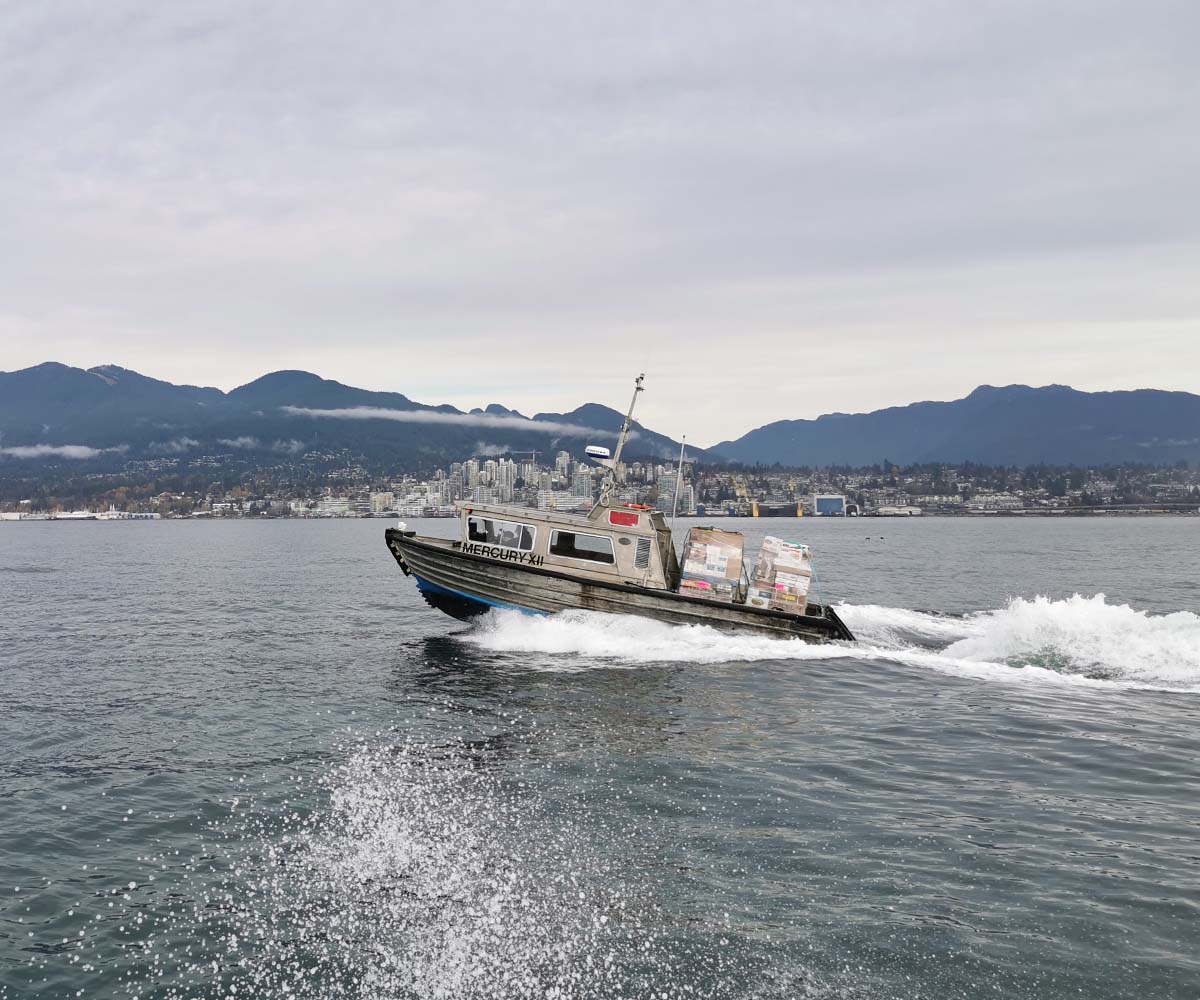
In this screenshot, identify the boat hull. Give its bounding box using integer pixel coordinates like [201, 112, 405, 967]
[386, 529, 854, 642]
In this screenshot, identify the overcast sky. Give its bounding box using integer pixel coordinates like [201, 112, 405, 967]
[2, 1, 1197, 445]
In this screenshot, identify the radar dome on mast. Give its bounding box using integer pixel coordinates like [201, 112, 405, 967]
[585, 445, 612, 460]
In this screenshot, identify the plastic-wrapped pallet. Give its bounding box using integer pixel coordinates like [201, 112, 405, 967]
[678, 528, 744, 603]
[747, 535, 813, 616]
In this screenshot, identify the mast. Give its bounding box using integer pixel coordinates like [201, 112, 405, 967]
[597, 373, 644, 508]
[669, 435, 686, 530]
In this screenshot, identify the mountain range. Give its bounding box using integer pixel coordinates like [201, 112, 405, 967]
[1, 362, 1197, 469]
[711, 383, 1200, 466]
[0, 363, 692, 472]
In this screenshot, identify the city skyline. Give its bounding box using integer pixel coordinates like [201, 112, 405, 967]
[5, 443, 1195, 520]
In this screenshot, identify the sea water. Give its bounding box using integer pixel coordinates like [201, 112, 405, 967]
[0, 517, 1197, 998]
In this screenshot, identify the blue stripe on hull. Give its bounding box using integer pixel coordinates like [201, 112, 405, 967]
[414, 575, 549, 616]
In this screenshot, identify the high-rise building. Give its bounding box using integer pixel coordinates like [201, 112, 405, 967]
[369, 491, 395, 513]
[495, 459, 517, 502]
[571, 469, 594, 499]
[555, 450, 572, 478]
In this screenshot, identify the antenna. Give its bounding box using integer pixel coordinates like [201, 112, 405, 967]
[597, 374, 644, 508]
[670, 435, 687, 530]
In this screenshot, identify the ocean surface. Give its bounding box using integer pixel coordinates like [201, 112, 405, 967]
[1, 516, 1198, 1000]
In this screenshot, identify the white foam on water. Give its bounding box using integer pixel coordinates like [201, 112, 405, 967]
[463, 608, 848, 666]
[833, 603, 975, 646]
[462, 597, 1200, 693]
[205, 741, 753, 1000]
[944, 594, 1200, 689]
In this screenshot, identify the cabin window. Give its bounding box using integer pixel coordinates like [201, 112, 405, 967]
[549, 530, 615, 565]
[467, 516, 536, 551]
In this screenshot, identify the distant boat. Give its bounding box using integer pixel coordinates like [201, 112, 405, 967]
[385, 377, 854, 643]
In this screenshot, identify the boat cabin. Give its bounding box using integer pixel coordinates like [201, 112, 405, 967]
[456, 501, 680, 591]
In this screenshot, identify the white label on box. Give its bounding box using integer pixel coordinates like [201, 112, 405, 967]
[775, 571, 811, 595]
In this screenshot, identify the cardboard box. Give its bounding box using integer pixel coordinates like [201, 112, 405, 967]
[746, 586, 774, 610]
[750, 536, 812, 616]
[679, 528, 744, 603]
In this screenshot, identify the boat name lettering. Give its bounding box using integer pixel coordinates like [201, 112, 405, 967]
[462, 542, 545, 566]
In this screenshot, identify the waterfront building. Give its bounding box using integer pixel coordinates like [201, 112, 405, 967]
[369, 491, 395, 513]
[965, 492, 1023, 511]
[812, 494, 847, 516]
[536, 490, 591, 513]
[316, 496, 352, 515]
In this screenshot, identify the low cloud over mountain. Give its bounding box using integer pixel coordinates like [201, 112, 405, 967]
[280, 405, 621, 438]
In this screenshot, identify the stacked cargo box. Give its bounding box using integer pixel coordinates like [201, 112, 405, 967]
[678, 528, 744, 603]
[747, 536, 813, 616]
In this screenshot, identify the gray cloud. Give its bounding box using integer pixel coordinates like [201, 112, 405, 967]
[1, 1, 1197, 444]
[218, 436, 260, 449]
[473, 443, 512, 457]
[281, 406, 619, 439]
[271, 439, 306, 454]
[0, 444, 128, 459]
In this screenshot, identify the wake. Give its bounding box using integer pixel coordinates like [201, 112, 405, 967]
[461, 594, 1200, 693]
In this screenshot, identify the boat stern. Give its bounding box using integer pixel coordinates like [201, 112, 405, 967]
[816, 602, 855, 641]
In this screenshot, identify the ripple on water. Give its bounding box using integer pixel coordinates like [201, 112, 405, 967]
[4, 522, 1200, 999]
